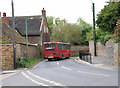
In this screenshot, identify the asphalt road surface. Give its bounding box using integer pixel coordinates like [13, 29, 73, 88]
[2, 57, 118, 86]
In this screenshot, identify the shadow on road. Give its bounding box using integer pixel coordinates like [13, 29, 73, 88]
[45, 58, 70, 62]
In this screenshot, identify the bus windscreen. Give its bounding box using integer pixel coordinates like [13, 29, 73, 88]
[45, 44, 55, 49]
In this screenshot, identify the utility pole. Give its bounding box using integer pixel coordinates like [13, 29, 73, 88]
[12, 0, 16, 69]
[26, 19, 29, 59]
[92, 3, 97, 56]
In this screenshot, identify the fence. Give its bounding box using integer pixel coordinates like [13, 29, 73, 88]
[79, 51, 92, 64]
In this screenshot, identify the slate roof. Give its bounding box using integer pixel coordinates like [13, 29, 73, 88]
[8, 15, 42, 36]
[0, 23, 30, 44]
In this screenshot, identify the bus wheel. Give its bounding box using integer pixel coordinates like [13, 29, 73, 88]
[62, 55, 64, 60]
[68, 54, 70, 59]
[48, 59, 52, 61]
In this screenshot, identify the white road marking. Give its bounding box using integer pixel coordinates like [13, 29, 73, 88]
[27, 70, 64, 86]
[57, 62, 60, 65]
[61, 66, 72, 71]
[77, 71, 110, 77]
[21, 72, 49, 86]
[33, 62, 43, 69]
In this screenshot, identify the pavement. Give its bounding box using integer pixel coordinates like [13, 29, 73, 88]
[0, 68, 24, 81]
[1, 56, 118, 81]
[75, 56, 118, 70]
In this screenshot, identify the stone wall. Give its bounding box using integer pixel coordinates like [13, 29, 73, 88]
[89, 40, 106, 57]
[17, 44, 41, 59]
[96, 42, 106, 58]
[105, 40, 115, 65]
[0, 44, 41, 70]
[71, 45, 89, 55]
[114, 43, 120, 66]
[89, 40, 120, 66]
[89, 40, 94, 56]
[118, 43, 120, 66]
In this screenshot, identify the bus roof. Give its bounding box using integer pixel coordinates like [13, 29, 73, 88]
[43, 42, 70, 45]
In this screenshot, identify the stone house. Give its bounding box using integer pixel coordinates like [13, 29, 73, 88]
[2, 8, 50, 45]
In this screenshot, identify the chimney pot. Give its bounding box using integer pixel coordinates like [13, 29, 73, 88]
[3, 12, 6, 17]
[42, 8, 46, 17]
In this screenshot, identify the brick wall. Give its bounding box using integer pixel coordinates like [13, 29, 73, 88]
[71, 45, 89, 55]
[2, 17, 9, 26]
[0, 44, 14, 70]
[0, 44, 41, 70]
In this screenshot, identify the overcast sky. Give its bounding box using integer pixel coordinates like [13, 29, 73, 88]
[0, 0, 108, 25]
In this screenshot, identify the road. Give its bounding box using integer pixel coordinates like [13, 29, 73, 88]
[2, 57, 118, 86]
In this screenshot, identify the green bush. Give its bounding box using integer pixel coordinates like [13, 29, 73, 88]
[16, 58, 44, 68]
[86, 28, 112, 45]
[39, 45, 44, 58]
[71, 54, 79, 57]
[97, 31, 112, 45]
[16, 58, 26, 68]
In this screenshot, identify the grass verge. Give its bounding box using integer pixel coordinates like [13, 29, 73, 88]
[16, 58, 44, 68]
[71, 54, 79, 57]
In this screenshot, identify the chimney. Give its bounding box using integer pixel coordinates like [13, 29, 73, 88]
[2, 12, 9, 25]
[42, 8, 46, 17]
[3, 12, 6, 17]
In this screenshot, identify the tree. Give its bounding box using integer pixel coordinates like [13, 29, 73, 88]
[50, 23, 82, 45]
[114, 18, 120, 42]
[50, 18, 92, 45]
[47, 17, 67, 35]
[47, 16, 54, 35]
[55, 17, 67, 25]
[96, 2, 120, 33]
[77, 18, 92, 45]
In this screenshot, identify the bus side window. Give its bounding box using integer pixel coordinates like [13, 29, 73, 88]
[68, 45, 71, 50]
[65, 44, 68, 50]
[66, 45, 71, 50]
[58, 44, 62, 50]
[63, 44, 66, 50]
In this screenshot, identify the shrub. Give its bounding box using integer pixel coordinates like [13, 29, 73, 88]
[16, 57, 44, 68]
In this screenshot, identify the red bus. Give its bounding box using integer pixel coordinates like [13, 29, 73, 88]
[43, 42, 71, 61]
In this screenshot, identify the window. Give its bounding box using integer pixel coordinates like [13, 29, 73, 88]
[67, 45, 71, 50]
[45, 44, 55, 49]
[58, 44, 62, 50]
[58, 44, 71, 50]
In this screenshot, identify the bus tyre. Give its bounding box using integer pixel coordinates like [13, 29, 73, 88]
[68, 54, 70, 58]
[62, 55, 64, 60]
[48, 59, 52, 61]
